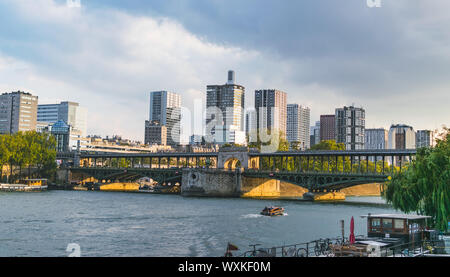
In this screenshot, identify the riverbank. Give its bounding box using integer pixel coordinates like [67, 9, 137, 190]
[49, 182, 181, 194]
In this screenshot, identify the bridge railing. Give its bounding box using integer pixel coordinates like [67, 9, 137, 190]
[237, 235, 366, 257]
[252, 155, 414, 175]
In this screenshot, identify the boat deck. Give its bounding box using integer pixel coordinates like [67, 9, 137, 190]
[0, 184, 47, 192]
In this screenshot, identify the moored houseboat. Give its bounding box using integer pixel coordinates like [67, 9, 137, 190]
[332, 214, 446, 257]
[0, 179, 48, 192]
[232, 213, 447, 257]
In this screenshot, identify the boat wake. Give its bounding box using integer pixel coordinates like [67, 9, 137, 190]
[241, 214, 264, 219]
[241, 213, 288, 218]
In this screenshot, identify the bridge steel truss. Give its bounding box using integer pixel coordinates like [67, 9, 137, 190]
[62, 149, 416, 190]
[242, 171, 388, 191]
[245, 149, 417, 191]
[65, 152, 218, 184]
[249, 149, 416, 173]
[70, 167, 183, 184]
[74, 152, 219, 169]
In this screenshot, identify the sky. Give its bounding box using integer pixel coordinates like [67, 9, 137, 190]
[0, 0, 449, 141]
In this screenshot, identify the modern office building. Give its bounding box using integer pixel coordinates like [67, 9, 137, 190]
[51, 120, 71, 153]
[255, 89, 287, 138]
[388, 124, 416, 149]
[189, 135, 204, 145]
[310, 121, 321, 148]
[416, 130, 434, 148]
[0, 91, 38, 134]
[245, 109, 258, 136]
[205, 70, 245, 145]
[38, 101, 87, 137]
[335, 106, 365, 150]
[36, 121, 52, 133]
[214, 125, 246, 146]
[365, 128, 388, 150]
[144, 120, 167, 146]
[388, 124, 415, 166]
[287, 104, 310, 150]
[320, 114, 336, 142]
[148, 91, 181, 146]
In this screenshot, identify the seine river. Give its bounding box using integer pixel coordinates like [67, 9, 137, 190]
[0, 191, 398, 257]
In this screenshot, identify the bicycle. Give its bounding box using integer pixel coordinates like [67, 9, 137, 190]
[282, 246, 297, 257]
[244, 244, 273, 257]
[321, 238, 332, 256]
[313, 239, 332, 256]
[296, 248, 308, 257]
[336, 237, 350, 246]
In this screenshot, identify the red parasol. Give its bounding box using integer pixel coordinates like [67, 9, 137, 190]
[349, 216, 356, 245]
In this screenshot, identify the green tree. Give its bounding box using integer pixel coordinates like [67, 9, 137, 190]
[277, 132, 289, 152]
[34, 132, 57, 179]
[0, 132, 57, 182]
[0, 135, 11, 182]
[383, 127, 450, 232]
[310, 140, 345, 151]
[290, 141, 302, 151]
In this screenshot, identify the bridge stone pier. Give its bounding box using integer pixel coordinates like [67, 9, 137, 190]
[182, 148, 276, 197]
[181, 168, 281, 198]
[181, 169, 242, 197]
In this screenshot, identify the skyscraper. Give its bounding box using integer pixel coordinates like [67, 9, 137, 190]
[388, 124, 415, 166]
[144, 120, 167, 146]
[320, 114, 335, 141]
[38, 101, 87, 137]
[245, 109, 257, 137]
[205, 70, 245, 145]
[0, 91, 38, 134]
[255, 89, 287, 138]
[388, 124, 416, 149]
[310, 121, 320, 148]
[287, 104, 310, 150]
[365, 128, 388, 150]
[148, 91, 181, 147]
[335, 106, 365, 150]
[416, 130, 434, 148]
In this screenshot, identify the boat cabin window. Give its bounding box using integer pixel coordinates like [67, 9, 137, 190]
[382, 219, 393, 229]
[409, 223, 420, 233]
[394, 219, 404, 230]
[365, 215, 430, 239]
[370, 218, 381, 232]
[371, 218, 381, 227]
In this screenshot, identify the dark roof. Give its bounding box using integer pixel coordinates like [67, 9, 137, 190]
[361, 214, 431, 220]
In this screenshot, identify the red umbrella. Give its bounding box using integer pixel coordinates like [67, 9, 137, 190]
[349, 216, 356, 245]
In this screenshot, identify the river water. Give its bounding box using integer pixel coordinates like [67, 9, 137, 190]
[0, 191, 399, 257]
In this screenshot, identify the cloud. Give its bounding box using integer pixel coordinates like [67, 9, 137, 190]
[0, 0, 268, 140]
[0, 0, 448, 141]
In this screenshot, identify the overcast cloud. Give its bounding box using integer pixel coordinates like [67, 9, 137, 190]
[0, 0, 448, 140]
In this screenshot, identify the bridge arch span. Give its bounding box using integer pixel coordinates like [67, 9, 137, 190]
[218, 151, 249, 170]
[242, 171, 388, 191]
[224, 158, 242, 170]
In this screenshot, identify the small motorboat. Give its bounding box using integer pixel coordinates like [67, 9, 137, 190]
[261, 206, 285, 216]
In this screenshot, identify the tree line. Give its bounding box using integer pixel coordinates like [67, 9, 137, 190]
[384, 127, 449, 232]
[0, 131, 57, 183]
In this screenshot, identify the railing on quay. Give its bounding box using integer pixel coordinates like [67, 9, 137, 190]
[235, 236, 446, 257]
